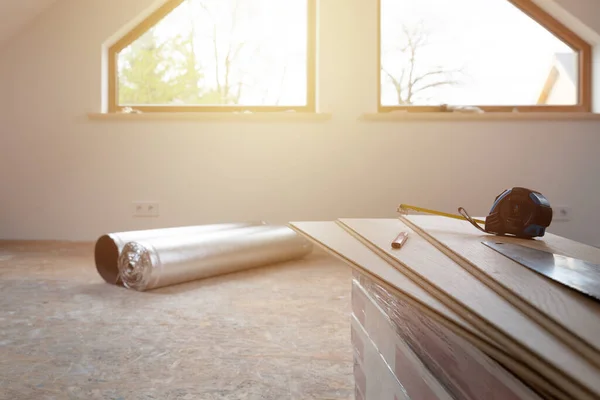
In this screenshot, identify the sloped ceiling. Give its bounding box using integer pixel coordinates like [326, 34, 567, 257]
[0, 0, 60, 47]
[0, 0, 597, 50]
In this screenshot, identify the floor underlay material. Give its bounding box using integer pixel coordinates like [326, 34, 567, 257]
[0, 241, 354, 400]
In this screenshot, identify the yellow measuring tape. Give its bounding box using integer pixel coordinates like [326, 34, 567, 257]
[398, 204, 486, 226]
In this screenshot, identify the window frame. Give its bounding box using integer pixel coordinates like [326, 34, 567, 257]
[107, 0, 317, 113]
[377, 0, 592, 113]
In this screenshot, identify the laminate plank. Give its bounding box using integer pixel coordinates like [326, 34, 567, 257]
[401, 215, 600, 366]
[336, 218, 600, 400]
[288, 221, 562, 400]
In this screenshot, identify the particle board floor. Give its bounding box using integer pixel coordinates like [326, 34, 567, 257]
[0, 241, 354, 400]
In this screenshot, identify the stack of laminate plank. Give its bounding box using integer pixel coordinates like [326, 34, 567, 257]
[289, 216, 600, 400]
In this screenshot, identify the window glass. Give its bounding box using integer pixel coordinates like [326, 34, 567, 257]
[117, 0, 309, 107]
[380, 0, 578, 107]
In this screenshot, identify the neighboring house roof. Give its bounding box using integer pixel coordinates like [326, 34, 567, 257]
[537, 52, 577, 104]
[554, 52, 577, 84]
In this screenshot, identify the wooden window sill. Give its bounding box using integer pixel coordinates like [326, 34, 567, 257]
[87, 112, 332, 122]
[361, 112, 600, 121]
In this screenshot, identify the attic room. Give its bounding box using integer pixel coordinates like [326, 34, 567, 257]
[2, 0, 600, 398]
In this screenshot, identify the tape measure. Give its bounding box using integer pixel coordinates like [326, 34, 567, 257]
[399, 187, 553, 239]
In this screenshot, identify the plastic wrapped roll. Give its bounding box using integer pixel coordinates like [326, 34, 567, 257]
[94, 222, 265, 285]
[117, 225, 314, 291]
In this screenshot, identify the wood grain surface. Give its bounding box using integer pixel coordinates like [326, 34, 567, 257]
[289, 221, 558, 400]
[401, 215, 600, 366]
[336, 218, 600, 400]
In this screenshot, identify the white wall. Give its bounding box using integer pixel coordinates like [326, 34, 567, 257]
[547, 0, 600, 43]
[0, 0, 599, 246]
[534, 0, 600, 45]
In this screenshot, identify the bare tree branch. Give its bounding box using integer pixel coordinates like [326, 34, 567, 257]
[382, 67, 405, 104]
[275, 63, 289, 105]
[407, 42, 416, 102]
[411, 70, 452, 87]
[222, 0, 242, 102]
[212, 25, 222, 101]
[412, 80, 460, 96]
[198, 0, 285, 105]
[384, 21, 463, 105]
[233, 81, 243, 103]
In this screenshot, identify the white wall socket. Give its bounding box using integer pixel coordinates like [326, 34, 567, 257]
[132, 201, 160, 217]
[553, 206, 571, 222]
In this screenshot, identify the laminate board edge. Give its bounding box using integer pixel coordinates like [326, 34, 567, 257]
[287, 222, 570, 400]
[335, 219, 600, 400]
[399, 215, 600, 369]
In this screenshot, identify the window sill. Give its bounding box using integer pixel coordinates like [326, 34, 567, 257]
[361, 112, 600, 121]
[87, 112, 333, 122]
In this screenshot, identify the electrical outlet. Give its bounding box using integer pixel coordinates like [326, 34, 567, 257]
[132, 201, 160, 217]
[553, 206, 571, 222]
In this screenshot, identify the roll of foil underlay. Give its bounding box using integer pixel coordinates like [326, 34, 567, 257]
[94, 222, 266, 285]
[117, 225, 313, 291]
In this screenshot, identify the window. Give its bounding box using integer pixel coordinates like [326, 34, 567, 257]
[108, 0, 316, 113]
[378, 0, 591, 112]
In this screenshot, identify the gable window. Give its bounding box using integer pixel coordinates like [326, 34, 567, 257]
[378, 0, 592, 113]
[108, 0, 316, 113]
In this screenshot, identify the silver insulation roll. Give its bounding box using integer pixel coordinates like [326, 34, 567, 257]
[117, 225, 313, 291]
[94, 222, 266, 285]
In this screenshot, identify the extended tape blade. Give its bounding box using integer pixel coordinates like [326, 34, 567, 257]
[482, 241, 600, 302]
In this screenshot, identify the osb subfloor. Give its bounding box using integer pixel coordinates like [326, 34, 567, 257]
[0, 241, 355, 400]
